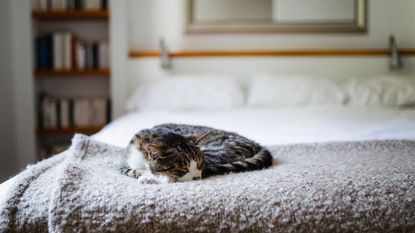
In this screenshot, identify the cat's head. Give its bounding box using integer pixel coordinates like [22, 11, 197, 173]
[145, 132, 208, 182]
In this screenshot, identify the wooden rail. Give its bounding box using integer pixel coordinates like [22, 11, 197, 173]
[129, 49, 415, 58]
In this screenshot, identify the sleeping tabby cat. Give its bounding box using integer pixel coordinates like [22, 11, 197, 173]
[120, 123, 273, 184]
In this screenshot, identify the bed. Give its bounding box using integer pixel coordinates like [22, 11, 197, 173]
[93, 106, 415, 147]
[1, 74, 415, 232]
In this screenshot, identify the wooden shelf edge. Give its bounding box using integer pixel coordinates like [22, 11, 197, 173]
[37, 126, 104, 135]
[32, 10, 109, 20]
[129, 49, 415, 58]
[35, 69, 110, 78]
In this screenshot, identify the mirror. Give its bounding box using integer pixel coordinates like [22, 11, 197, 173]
[186, 0, 367, 33]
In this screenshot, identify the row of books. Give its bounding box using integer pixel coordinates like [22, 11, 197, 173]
[33, 0, 108, 11]
[36, 32, 109, 71]
[38, 94, 111, 129]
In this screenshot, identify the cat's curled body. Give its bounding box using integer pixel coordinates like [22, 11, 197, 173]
[120, 123, 273, 184]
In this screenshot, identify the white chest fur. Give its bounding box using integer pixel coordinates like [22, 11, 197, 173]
[126, 146, 149, 170]
[177, 160, 201, 182]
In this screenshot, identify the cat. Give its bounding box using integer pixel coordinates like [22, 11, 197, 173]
[120, 123, 273, 184]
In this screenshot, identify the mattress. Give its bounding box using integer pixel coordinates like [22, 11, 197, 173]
[93, 106, 415, 147]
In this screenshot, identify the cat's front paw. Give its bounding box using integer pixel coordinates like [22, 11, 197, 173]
[138, 176, 160, 184]
[120, 167, 143, 179]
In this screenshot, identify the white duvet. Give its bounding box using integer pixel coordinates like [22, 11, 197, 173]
[93, 106, 415, 147]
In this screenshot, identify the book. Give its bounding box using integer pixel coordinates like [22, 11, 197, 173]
[36, 35, 54, 69]
[36, 37, 46, 69]
[33, 0, 49, 11]
[60, 98, 70, 128]
[53, 33, 63, 70]
[56, 98, 61, 128]
[73, 98, 90, 127]
[42, 96, 58, 128]
[34, 0, 109, 11]
[38, 95, 110, 130]
[76, 40, 87, 70]
[90, 98, 107, 126]
[101, 0, 108, 10]
[45, 34, 54, 69]
[62, 32, 72, 70]
[67, 0, 75, 10]
[37, 93, 47, 128]
[98, 42, 109, 69]
[74, 0, 82, 10]
[69, 98, 75, 127]
[84, 0, 95, 10]
[71, 37, 77, 69]
[36, 32, 110, 71]
[85, 43, 94, 69]
[51, 0, 59, 10]
[92, 42, 99, 69]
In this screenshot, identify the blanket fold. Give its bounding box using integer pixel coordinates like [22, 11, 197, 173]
[1, 134, 415, 233]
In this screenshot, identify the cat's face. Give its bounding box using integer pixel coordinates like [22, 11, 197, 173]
[145, 132, 205, 181]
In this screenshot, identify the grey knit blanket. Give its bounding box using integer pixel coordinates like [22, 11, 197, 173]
[0, 134, 415, 233]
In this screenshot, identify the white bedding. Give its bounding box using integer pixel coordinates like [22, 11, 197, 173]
[93, 106, 415, 147]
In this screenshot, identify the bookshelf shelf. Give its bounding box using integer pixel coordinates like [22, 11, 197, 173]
[36, 126, 104, 135]
[35, 69, 110, 78]
[32, 10, 109, 20]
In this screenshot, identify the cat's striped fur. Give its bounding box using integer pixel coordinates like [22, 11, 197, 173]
[120, 123, 273, 183]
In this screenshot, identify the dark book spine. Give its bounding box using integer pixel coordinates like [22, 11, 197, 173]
[67, 0, 75, 10]
[45, 34, 53, 69]
[69, 98, 75, 127]
[85, 44, 90, 69]
[71, 37, 77, 70]
[86, 44, 94, 69]
[38, 92, 47, 128]
[102, 0, 108, 10]
[36, 37, 42, 69]
[106, 98, 111, 123]
[39, 37, 49, 70]
[79, 0, 84, 10]
[92, 43, 99, 69]
[56, 98, 61, 128]
[47, 0, 52, 10]
[74, 0, 81, 10]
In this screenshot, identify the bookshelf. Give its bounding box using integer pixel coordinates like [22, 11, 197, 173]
[32, 1, 111, 158]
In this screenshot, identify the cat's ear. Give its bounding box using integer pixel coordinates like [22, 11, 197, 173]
[196, 131, 210, 143]
[145, 143, 162, 159]
[188, 131, 210, 145]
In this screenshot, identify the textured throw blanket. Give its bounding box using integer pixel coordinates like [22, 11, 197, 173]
[0, 134, 415, 233]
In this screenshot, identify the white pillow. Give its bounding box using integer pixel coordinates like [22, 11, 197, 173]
[247, 74, 347, 107]
[346, 75, 415, 107]
[126, 75, 245, 111]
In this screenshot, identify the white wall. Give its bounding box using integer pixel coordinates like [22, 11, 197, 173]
[0, 0, 36, 182]
[0, 0, 18, 182]
[127, 0, 415, 50]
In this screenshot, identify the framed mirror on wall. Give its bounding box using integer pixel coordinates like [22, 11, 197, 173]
[186, 0, 367, 33]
